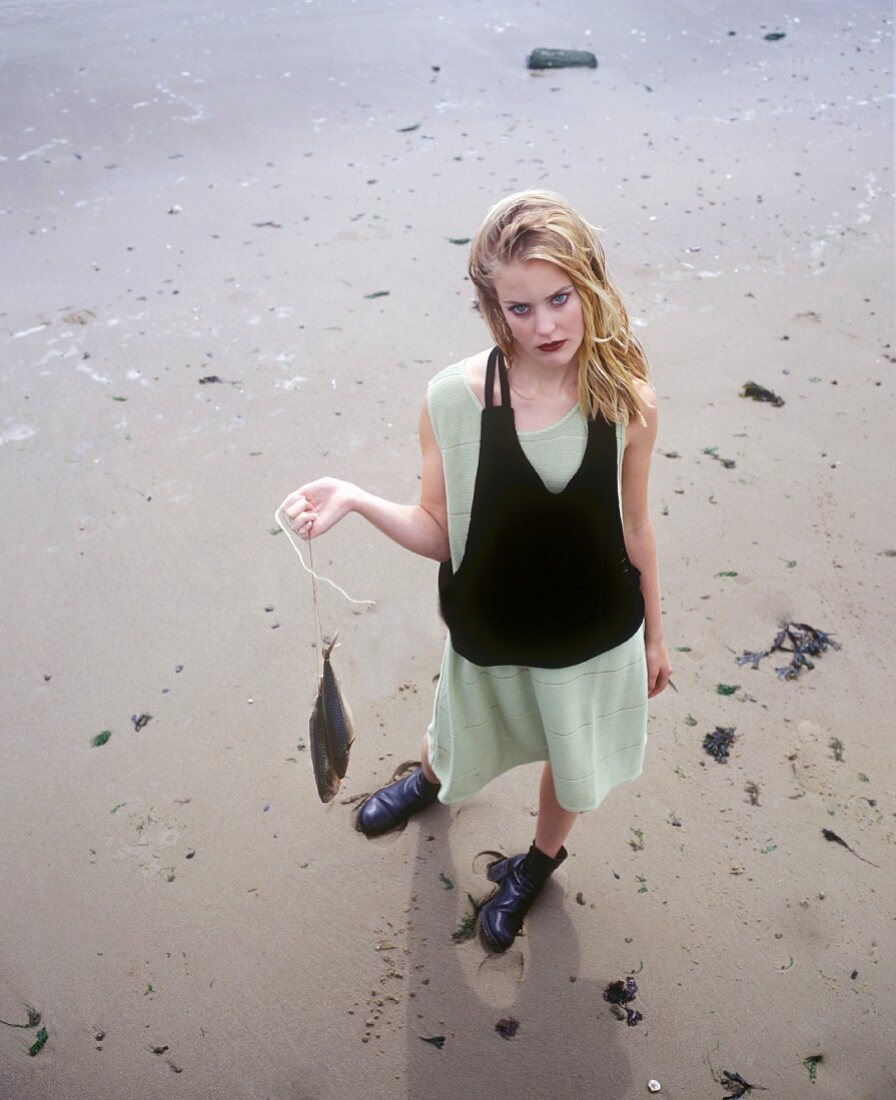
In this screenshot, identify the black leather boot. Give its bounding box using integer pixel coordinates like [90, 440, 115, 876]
[479, 843, 567, 952]
[356, 766, 441, 837]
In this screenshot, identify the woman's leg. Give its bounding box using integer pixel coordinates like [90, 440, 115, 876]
[479, 763, 572, 952]
[534, 762, 578, 857]
[420, 732, 440, 785]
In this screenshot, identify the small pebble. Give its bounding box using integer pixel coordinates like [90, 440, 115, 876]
[648, 1081, 661, 1094]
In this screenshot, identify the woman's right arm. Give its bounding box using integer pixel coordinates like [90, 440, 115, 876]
[280, 400, 450, 563]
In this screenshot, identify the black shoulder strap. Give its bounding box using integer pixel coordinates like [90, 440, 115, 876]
[484, 347, 511, 409]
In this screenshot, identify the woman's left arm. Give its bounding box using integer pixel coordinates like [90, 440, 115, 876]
[621, 382, 672, 698]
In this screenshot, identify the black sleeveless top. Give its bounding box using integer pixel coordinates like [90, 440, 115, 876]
[438, 347, 644, 669]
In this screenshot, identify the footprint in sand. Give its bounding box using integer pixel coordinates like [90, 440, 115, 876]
[472, 947, 526, 1008]
[460, 848, 571, 1007]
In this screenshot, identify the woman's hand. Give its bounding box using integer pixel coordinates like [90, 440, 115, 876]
[280, 478, 359, 539]
[646, 636, 672, 698]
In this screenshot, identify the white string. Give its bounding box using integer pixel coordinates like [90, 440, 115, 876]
[275, 507, 376, 607]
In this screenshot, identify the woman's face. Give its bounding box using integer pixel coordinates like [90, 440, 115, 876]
[492, 258, 585, 368]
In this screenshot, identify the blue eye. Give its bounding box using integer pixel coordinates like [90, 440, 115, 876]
[510, 304, 529, 316]
[552, 292, 570, 306]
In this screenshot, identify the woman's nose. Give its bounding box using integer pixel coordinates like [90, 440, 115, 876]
[534, 310, 555, 336]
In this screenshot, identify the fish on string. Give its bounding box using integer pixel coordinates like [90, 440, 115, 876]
[308, 634, 356, 803]
[276, 506, 372, 804]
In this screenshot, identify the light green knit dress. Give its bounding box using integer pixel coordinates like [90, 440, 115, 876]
[426, 358, 648, 814]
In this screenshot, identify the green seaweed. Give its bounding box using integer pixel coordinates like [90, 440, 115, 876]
[28, 1027, 48, 1057]
[0, 1005, 41, 1029]
[451, 893, 484, 942]
[803, 1054, 822, 1082]
[716, 683, 740, 696]
[91, 730, 112, 747]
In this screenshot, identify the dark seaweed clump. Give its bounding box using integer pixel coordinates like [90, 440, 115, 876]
[495, 1017, 520, 1040]
[721, 1069, 757, 1098]
[740, 380, 784, 406]
[704, 726, 736, 763]
[603, 977, 643, 1026]
[736, 621, 840, 680]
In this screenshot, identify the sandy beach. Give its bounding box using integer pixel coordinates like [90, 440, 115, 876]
[1, 1, 894, 1096]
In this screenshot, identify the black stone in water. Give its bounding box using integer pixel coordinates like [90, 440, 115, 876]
[527, 48, 597, 70]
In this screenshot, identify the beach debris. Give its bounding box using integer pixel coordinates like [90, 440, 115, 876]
[575, 891, 586, 905]
[648, 1082, 661, 1094]
[703, 726, 736, 763]
[364, 290, 390, 299]
[452, 893, 486, 943]
[764, 31, 786, 41]
[131, 713, 152, 731]
[0, 1005, 41, 1029]
[252, 220, 281, 228]
[439, 873, 455, 890]
[736, 621, 840, 680]
[740, 381, 784, 406]
[821, 828, 879, 867]
[63, 309, 96, 325]
[776, 956, 794, 971]
[447, 237, 471, 245]
[604, 977, 643, 1026]
[526, 48, 597, 70]
[704, 445, 736, 469]
[828, 737, 844, 762]
[716, 683, 740, 695]
[398, 123, 420, 132]
[167, 1059, 184, 1073]
[802, 1055, 822, 1083]
[720, 1069, 761, 1097]
[28, 1027, 48, 1057]
[420, 1035, 445, 1049]
[628, 827, 645, 851]
[495, 1017, 520, 1040]
[150, 1044, 169, 1055]
[745, 781, 761, 806]
[91, 730, 112, 748]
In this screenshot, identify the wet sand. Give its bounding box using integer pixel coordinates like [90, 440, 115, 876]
[1, 1, 893, 1097]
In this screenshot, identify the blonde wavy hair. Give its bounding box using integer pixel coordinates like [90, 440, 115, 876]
[468, 190, 649, 425]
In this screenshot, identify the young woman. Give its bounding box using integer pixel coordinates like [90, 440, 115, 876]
[281, 190, 671, 953]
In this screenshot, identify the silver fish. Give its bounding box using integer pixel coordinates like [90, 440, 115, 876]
[320, 634, 354, 779]
[309, 687, 339, 804]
